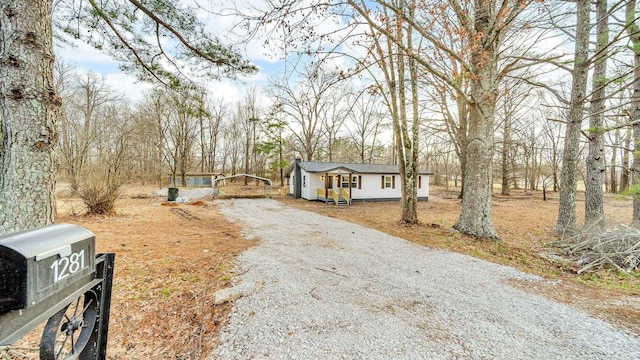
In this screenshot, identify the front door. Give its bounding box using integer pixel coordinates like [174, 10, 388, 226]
[326, 176, 333, 189]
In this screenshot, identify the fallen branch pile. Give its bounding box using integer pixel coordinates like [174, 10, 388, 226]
[560, 225, 640, 273]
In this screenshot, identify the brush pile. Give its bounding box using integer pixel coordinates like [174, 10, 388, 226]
[560, 225, 640, 273]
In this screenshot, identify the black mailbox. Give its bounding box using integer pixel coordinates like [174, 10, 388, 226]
[0, 224, 95, 314]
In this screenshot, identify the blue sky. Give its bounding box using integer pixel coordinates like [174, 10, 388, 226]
[53, 1, 292, 105]
[53, 0, 356, 106]
[55, 39, 282, 105]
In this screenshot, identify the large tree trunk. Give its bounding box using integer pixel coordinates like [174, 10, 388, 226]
[0, 1, 59, 234]
[453, 80, 498, 239]
[402, 8, 419, 224]
[400, 2, 419, 224]
[585, 0, 608, 230]
[392, 7, 418, 224]
[628, 0, 640, 225]
[372, 3, 419, 225]
[557, 0, 590, 233]
[453, 2, 498, 239]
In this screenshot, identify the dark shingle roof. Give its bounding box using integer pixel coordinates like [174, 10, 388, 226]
[297, 161, 433, 175]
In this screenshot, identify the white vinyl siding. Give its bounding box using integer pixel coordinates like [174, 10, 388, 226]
[299, 169, 326, 200]
[297, 169, 429, 201]
[289, 174, 295, 195]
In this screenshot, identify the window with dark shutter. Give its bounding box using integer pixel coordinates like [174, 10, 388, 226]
[341, 175, 350, 188]
[383, 176, 393, 188]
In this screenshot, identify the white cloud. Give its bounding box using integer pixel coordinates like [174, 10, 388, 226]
[203, 79, 244, 103]
[52, 0, 354, 110]
[55, 41, 115, 68]
[103, 72, 153, 103]
[56, 36, 273, 107]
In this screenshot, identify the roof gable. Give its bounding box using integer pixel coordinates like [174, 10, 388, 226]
[297, 161, 433, 175]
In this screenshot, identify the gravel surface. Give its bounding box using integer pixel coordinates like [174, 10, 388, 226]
[210, 199, 640, 360]
[154, 187, 214, 199]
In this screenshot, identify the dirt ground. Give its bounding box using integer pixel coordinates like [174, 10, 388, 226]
[3, 183, 639, 359]
[63, 194, 253, 359]
[6, 186, 253, 360]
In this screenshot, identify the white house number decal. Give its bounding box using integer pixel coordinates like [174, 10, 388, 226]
[50, 250, 85, 283]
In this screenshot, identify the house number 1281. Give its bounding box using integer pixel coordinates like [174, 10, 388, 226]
[50, 250, 85, 283]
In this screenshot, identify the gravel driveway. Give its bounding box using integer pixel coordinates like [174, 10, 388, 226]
[209, 199, 640, 359]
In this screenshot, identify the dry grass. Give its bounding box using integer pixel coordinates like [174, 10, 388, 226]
[81, 195, 253, 359]
[7, 185, 253, 360]
[5, 183, 638, 360]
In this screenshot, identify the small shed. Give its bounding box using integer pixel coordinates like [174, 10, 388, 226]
[168, 173, 225, 187]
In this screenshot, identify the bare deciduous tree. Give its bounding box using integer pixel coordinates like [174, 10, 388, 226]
[345, 89, 388, 164]
[584, 0, 609, 230]
[269, 64, 340, 162]
[202, 98, 227, 172]
[321, 88, 349, 162]
[78, 103, 136, 214]
[627, 0, 640, 224]
[0, 0, 255, 233]
[557, 0, 591, 233]
[58, 71, 117, 191]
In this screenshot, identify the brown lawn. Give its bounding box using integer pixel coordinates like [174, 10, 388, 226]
[7, 186, 253, 360]
[4, 183, 638, 359]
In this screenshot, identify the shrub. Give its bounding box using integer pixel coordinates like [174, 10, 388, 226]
[76, 174, 121, 215]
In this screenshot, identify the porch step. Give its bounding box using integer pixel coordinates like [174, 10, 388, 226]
[322, 198, 349, 205]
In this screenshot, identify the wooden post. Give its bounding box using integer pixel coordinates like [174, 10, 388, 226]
[349, 173, 353, 200]
[325, 173, 328, 199]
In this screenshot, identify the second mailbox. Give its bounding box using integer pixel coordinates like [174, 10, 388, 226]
[0, 224, 96, 314]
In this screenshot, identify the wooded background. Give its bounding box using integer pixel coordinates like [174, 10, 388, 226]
[1, 0, 640, 243]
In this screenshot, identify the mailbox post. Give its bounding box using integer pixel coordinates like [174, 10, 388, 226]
[0, 224, 115, 359]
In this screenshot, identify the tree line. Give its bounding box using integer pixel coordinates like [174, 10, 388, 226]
[239, 0, 640, 237]
[1, 0, 640, 242]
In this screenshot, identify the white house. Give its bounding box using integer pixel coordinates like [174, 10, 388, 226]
[288, 160, 433, 204]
